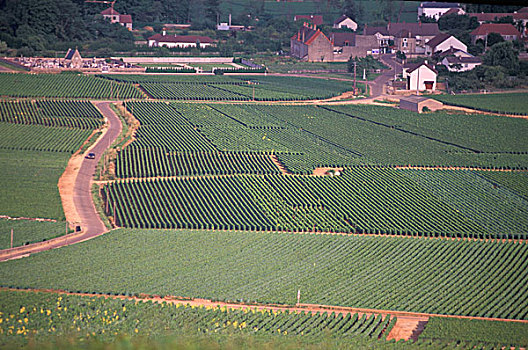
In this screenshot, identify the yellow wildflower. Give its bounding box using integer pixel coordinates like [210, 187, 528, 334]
[19, 307, 25, 314]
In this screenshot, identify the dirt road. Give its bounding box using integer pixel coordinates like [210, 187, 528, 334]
[0, 102, 121, 262]
[369, 54, 402, 98]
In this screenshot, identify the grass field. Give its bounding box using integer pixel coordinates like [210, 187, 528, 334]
[0, 150, 68, 220]
[1, 229, 527, 320]
[434, 93, 528, 115]
[0, 219, 68, 249]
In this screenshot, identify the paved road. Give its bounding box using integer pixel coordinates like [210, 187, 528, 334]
[369, 54, 402, 98]
[0, 102, 121, 261]
[73, 102, 121, 236]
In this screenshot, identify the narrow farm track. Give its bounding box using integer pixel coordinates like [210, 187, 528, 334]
[0, 102, 121, 262]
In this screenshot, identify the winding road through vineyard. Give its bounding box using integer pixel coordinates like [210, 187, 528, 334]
[0, 101, 121, 262]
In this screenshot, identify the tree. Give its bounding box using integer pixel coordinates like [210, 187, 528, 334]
[341, 0, 364, 23]
[0, 41, 8, 55]
[396, 50, 406, 61]
[483, 41, 519, 74]
[486, 32, 504, 47]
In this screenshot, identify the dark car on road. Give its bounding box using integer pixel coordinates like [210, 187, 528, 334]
[85, 152, 96, 159]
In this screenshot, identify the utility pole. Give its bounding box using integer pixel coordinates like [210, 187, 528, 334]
[353, 61, 357, 95]
[416, 65, 420, 96]
[10, 229, 13, 249]
[297, 289, 301, 305]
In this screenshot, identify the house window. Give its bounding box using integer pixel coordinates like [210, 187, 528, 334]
[403, 42, 408, 47]
[424, 81, 434, 90]
[344, 41, 349, 46]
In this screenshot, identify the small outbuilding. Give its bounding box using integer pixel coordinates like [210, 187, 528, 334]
[399, 95, 443, 113]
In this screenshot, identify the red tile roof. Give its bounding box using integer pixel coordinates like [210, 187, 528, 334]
[294, 15, 324, 26]
[404, 62, 438, 74]
[425, 33, 451, 49]
[120, 14, 132, 23]
[469, 12, 528, 22]
[470, 23, 521, 37]
[101, 8, 120, 16]
[292, 24, 331, 46]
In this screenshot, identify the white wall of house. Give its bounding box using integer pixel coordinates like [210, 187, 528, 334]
[427, 36, 467, 55]
[405, 65, 437, 91]
[418, 7, 458, 21]
[334, 18, 358, 31]
[441, 57, 481, 72]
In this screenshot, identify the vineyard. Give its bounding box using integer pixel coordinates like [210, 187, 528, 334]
[0, 73, 143, 99]
[0, 100, 103, 129]
[0, 150, 68, 220]
[418, 317, 528, 348]
[434, 93, 528, 115]
[1, 229, 528, 320]
[0, 290, 394, 345]
[101, 75, 355, 101]
[0, 219, 67, 249]
[103, 167, 528, 238]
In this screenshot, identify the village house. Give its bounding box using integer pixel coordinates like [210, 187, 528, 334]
[101, 8, 132, 30]
[442, 55, 482, 72]
[470, 23, 522, 44]
[403, 61, 437, 91]
[290, 23, 333, 62]
[468, 12, 528, 37]
[425, 33, 467, 56]
[294, 15, 324, 26]
[333, 15, 358, 31]
[330, 32, 378, 60]
[148, 32, 214, 48]
[417, 2, 462, 21]
[364, 22, 440, 54]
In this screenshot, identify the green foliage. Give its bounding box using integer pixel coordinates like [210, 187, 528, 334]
[434, 93, 528, 115]
[0, 219, 68, 249]
[419, 317, 528, 348]
[103, 167, 528, 237]
[1, 229, 528, 319]
[347, 55, 388, 73]
[483, 41, 519, 74]
[0, 100, 103, 129]
[0, 74, 143, 99]
[0, 290, 392, 345]
[0, 150, 68, 220]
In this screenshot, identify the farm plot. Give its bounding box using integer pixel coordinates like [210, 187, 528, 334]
[0, 150, 68, 220]
[0, 100, 103, 129]
[326, 105, 528, 153]
[399, 169, 528, 236]
[0, 290, 393, 347]
[418, 317, 528, 348]
[476, 171, 528, 199]
[102, 167, 528, 238]
[0, 122, 92, 153]
[434, 93, 528, 115]
[0, 73, 143, 99]
[1, 229, 528, 320]
[116, 147, 280, 178]
[256, 104, 528, 169]
[101, 75, 353, 101]
[0, 219, 67, 249]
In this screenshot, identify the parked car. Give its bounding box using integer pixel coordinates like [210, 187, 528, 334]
[85, 152, 96, 159]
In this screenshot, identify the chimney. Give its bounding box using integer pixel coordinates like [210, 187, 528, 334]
[302, 30, 305, 42]
[163, 30, 166, 36]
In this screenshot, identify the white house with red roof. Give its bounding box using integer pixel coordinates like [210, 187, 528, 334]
[148, 32, 214, 48]
[425, 33, 467, 55]
[403, 61, 437, 91]
[101, 8, 132, 30]
[470, 23, 521, 44]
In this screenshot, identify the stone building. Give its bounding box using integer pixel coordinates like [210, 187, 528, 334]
[290, 23, 334, 62]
